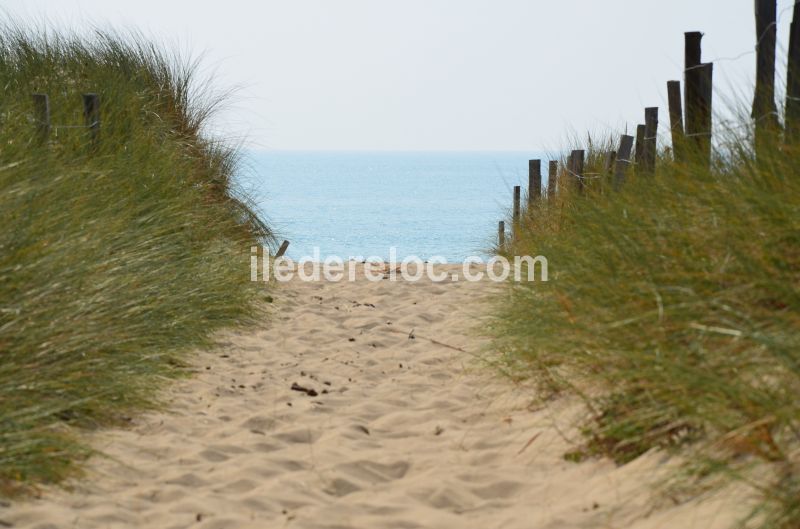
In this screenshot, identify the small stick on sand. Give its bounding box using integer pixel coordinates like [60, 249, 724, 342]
[384, 327, 468, 353]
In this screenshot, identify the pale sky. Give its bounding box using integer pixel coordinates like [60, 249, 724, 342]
[2, 0, 796, 151]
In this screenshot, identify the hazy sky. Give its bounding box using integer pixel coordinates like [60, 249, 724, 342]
[2, 0, 796, 151]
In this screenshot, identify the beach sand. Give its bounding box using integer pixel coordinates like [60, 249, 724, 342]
[4, 264, 753, 528]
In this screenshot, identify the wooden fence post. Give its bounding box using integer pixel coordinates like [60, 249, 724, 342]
[684, 31, 703, 161]
[513, 185, 521, 225]
[753, 0, 779, 154]
[82, 93, 100, 144]
[642, 107, 658, 174]
[547, 160, 557, 199]
[603, 151, 617, 174]
[684, 31, 713, 164]
[570, 150, 585, 193]
[32, 93, 50, 143]
[787, 0, 800, 143]
[686, 63, 713, 165]
[633, 124, 646, 169]
[613, 134, 635, 190]
[667, 80, 685, 161]
[685, 32, 703, 72]
[498, 221, 506, 250]
[275, 240, 290, 259]
[528, 159, 542, 206]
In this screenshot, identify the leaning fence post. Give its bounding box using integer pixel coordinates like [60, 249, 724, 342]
[633, 124, 646, 169]
[787, 0, 800, 143]
[32, 93, 50, 143]
[498, 221, 506, 250]
[642, 107, 658, 174]
[547, 160, 557, 199]
[275, 240, 290, 259]
[570, 150, 585, 193]
[613, 134, 635, 190]
[82, 93, 100, 144]
[528, 159, 542, 207]
[753, 0, 779, 154]
[667, 80, 685, 161]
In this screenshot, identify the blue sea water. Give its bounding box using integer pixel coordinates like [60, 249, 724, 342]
[245, 151, 544, 262]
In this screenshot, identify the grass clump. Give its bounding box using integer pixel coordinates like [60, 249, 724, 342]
[493, 129, 800, 526]
[0, 23, 271, 495]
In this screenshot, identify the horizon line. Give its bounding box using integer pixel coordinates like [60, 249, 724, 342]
[246, 148, 555, 154]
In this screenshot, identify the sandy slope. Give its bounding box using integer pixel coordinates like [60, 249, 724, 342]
[4, 264, 752, 529]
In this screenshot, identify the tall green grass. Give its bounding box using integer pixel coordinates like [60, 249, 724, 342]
[0, 24, 271, 495]
[493, 127, 800, 526]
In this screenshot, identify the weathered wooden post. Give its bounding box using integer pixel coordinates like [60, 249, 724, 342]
[82, 93, 100, 144]
[513, 185, 521, 228]
[570, 149, 585, 193]
[603, 151, 617, 174]
[684, 32, 702, 158]
[685, 32, 703, 72]
[686, 64, 713, 164]
[667, 80, 685, 161]
[547, 160, 558, 199]
[787, 0, 800, 143]
[684, 32, 712, 165]
[528, 159, 542, 206]
[642, 107, 658, 174]
[633, 124, 646, 168]
[498, 221, 506, 250]
[613, 134, 635, 190]
[753, 0, 779, 154]
[275, 240, 290, 259]
[32, 93, 50, 143]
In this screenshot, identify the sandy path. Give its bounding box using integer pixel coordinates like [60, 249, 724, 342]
[5, 265, 751, 529]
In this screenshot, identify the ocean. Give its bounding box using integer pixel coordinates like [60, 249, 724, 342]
[244, 151, 545, 262]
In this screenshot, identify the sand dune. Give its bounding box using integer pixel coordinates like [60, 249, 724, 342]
[4, 264, 752, 528]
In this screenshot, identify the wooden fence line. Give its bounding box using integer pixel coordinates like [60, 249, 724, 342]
[502, 5, 800, 252]
[28, 92, 101, 144]
[22, 9, 799, 262]
[25, 93, 300, 261]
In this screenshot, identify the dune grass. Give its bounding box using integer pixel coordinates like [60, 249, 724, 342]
[493, 127, 800, 526]
[0, 24, 271, 495]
